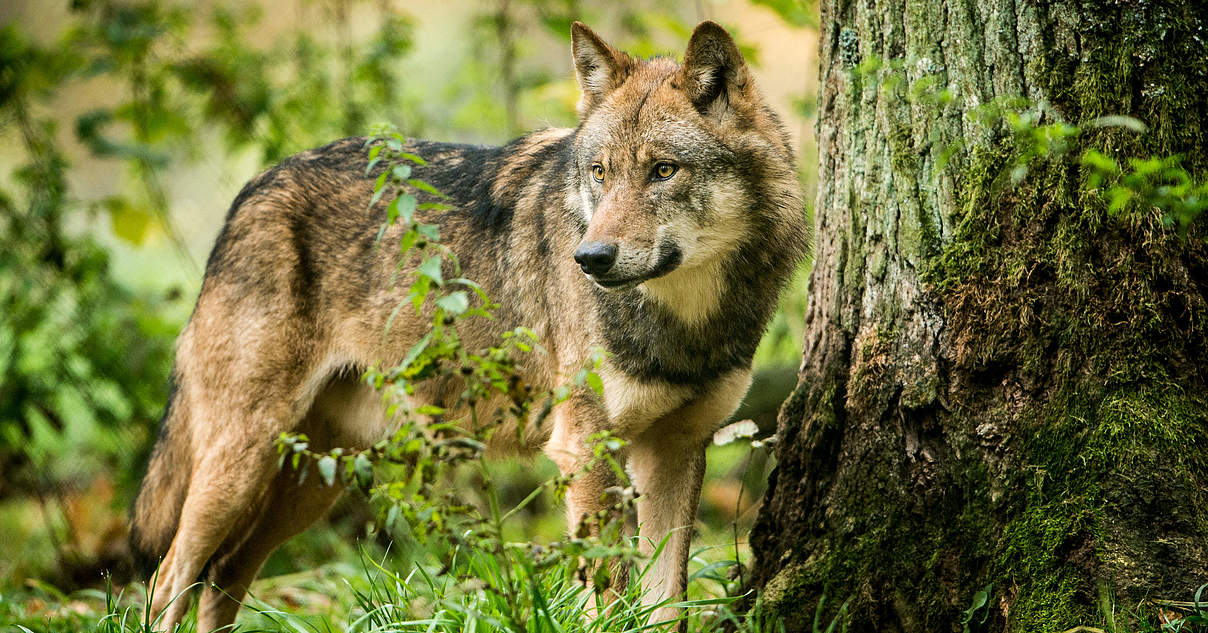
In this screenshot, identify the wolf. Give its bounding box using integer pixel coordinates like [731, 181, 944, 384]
[130, 20, 808, 631]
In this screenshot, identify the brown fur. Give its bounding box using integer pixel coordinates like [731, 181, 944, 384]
[131, 21, 808, 631]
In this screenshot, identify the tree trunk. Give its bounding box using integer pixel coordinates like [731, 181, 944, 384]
[749, 1, 1208, 631]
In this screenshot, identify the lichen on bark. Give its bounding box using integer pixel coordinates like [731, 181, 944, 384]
[750, 1, 1208, 631]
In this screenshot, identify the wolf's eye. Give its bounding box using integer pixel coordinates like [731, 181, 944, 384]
[591, 164, 605, 182]
[653, 162, 678, 180]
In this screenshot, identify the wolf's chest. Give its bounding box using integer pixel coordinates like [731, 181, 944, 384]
[593, 291, 764, 385]
[598, 367, 695, 436]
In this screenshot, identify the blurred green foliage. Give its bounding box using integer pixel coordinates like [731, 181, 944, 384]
[0, 0, 429, 527]
[0, 22, 177, 499]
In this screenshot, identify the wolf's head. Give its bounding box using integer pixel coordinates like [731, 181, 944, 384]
[567, 21, 799, 313]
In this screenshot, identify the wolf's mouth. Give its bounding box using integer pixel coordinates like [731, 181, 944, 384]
[591, 276, 643, 290]
[588, 245, 683, 291]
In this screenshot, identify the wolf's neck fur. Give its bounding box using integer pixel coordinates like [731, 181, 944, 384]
[640, 257, 728, 326]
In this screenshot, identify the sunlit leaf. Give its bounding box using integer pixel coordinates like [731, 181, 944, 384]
[106, 198, 152, 245]
[436, 291, 468, 316]
[418, 255, 443, 285]
[318, 456, 337, 486]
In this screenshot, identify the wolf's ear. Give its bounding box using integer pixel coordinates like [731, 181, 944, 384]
[571, 22, 631, 118]
[678, 21, 748, 116]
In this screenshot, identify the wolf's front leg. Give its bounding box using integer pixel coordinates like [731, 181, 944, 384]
[625, 369, 752, 628]
[628, 428, 708, 628]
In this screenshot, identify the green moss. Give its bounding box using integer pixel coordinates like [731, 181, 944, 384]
[998, 379, 1208, 631]
[886, 118, 941, 265]
[921, 99, 1208, 622]
[1058, 2, 1208, 171]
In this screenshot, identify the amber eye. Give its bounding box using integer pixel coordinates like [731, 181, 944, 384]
[591, 164, 605, 182]
[653, 162, 678, 180]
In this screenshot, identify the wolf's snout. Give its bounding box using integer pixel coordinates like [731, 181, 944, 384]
[573, 241, 618, 276]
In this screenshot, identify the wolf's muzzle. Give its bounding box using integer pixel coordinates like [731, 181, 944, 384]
[579, 242, 684, 291]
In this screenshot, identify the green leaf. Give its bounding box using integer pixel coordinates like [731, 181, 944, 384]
[961, 584, 992, 632]
[386, 194, 417, 226]
[386, 196, 401, 225]
[1088, 115, 1148, 133]
[396, 194, 417, 224]
[1108, 187, 1132, 213]
[585, 371, 604, 397]
[399, 151, 427, 165]
[436, 291, 468, 316]
[400, 332, 433, 371]
[318, 456, 337, 486]
[369, 172, 389, 207]
[366, 144, 383, 175]
[407, 178, 444, 197]
[392, 163, 412, 181]
[409, 275, 431, 310]
[353, 453, 373, 490]
[397, 230, 417, 256]
[417, 223, 440, 240]
[106, 198, 151, 245]
[418, 255, 443, 285]
[752, 0, 816, 27]
[591, 563, 613, 592]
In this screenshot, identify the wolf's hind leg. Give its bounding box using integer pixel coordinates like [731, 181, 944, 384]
[150, 437, 282, 631]
[196, 467, 344, 632]
[194, 371, 386, 631]
[148, 363, 334, 630]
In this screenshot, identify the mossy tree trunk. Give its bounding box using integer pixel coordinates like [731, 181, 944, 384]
[749, 1, 1208, 631]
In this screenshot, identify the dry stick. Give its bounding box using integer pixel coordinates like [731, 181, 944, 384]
[494, 0, 520, 137]
[732, 443, 755, 590]
[32, 474, 71, 577]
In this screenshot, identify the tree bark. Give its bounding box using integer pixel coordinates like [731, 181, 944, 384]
[749, 1, 1208, 631]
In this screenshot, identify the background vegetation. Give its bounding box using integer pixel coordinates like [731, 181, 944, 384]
[0, 1, 817, 630]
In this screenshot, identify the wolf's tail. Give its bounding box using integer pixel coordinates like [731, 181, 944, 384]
[129, 385, 191, 579]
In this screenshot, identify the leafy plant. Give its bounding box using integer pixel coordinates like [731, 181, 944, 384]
[961, 584, 992, 633]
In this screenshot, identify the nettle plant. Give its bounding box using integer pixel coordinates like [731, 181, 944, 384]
[273, 129, 656, 630]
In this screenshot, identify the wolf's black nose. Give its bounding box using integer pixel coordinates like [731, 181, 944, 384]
[574, 242, 618, 276]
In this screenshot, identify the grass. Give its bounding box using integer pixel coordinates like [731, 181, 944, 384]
[0, 539, 773, 632]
